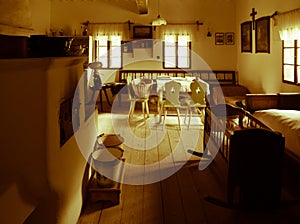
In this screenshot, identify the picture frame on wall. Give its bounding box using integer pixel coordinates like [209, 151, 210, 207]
[215, 33, 224, 45]
[133, 26, 153, 39]
[255, 16, 270, 53]
[225, 32, 235, 45]
[241, 21, 252, 52]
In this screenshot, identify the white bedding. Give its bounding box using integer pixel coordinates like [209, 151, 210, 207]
[253, 109, 300, 158]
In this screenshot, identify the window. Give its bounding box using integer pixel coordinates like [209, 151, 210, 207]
[276, 8, 300, 85]
[95, 35, 122, 69]
[282, 40, 300, 85]
[163, 34, 191, 69]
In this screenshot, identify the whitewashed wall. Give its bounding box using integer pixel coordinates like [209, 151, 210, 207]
[235, 0, 300, 93]
[49, 0, 237, 70]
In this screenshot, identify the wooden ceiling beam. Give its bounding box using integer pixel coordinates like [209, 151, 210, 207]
[135, 0, 148, 14]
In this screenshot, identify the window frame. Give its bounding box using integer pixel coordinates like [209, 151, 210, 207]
[95, 36, 122, 69]
[282, 39, 299, 85]
[162, 39, 191, 69]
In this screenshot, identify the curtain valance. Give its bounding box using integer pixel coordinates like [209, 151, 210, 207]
[155, 24, 200, 41]
[88, 23, 130, 40]
[273, 8, 300, 40]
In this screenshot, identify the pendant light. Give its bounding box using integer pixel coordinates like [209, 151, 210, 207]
[152, 0, 167, 26]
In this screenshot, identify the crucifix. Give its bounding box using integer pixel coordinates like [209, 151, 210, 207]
[250, 8, 257, 30]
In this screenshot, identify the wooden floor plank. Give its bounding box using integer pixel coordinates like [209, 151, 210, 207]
[143, 182, 164, 224]
[118, 115, 145, 224]
[120, 184, 144, 224]
[144, 117, 162, 183]
[176, 166, 207, 224]
[160, 126, 186, 224]
[77, 201, 103, 224]
[143, 121, 164, 223]
[188, 153, 235, 224]
[161, 174, 186, 224]
[166, 118, 208, 223]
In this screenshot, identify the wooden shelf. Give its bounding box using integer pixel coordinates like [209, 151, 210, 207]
[88, 159, 124, 204]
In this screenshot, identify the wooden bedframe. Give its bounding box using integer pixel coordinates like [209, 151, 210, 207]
[245, 93, 300, 197]
[245, 93, 300, 112]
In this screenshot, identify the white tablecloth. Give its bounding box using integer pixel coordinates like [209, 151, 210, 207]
[156, 76, 210, 94]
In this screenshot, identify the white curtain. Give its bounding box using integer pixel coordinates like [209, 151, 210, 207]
[155, 24, 199, 41]
[273, 8, 300, 40]
[88, 23, 130, 40]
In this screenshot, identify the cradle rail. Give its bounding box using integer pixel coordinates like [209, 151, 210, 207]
[203, 104, 271, 162]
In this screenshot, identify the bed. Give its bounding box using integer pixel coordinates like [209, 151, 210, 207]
[245, 93, 300, 161]
[253, 109, 300, 160]
[245, 93, 300, 197]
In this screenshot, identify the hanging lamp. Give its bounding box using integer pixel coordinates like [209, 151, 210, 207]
[152, 0, 167, 26]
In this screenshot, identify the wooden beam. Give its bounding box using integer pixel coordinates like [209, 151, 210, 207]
[135, 0, 148, 14]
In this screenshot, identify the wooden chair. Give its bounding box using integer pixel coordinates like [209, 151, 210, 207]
[205, 128, 285, 210]
[128, 78, 152, 119]
[186, 80, 207, 128]
[159, 80, 188, 128]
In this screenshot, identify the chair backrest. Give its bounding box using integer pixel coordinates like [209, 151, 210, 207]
[228, 128, 285, 209]
[130, 78, 153, 99]
[190, 80, 206, 105]
[165, 80, 181, 105]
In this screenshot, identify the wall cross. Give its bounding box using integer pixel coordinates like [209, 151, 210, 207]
[250, 8, 257, 30]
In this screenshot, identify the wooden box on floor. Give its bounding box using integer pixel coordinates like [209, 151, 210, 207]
[88, 159, 124, 205]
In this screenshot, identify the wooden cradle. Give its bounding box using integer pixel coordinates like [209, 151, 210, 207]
[203, 104, 285, 208]
[203, 104, 271, 162]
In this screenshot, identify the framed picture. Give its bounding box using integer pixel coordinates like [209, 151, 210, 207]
[133, 26, 153, 39]
[241, 21, 252, 52]
[215, 33, 224, 45]
[225, 32, 235, 45]
[255, 16, 270, 53]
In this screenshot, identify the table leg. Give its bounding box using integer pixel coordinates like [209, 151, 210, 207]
[103, 88, 111, 106]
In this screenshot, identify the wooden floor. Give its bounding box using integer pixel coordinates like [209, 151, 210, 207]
[78, 103, 300, 224]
